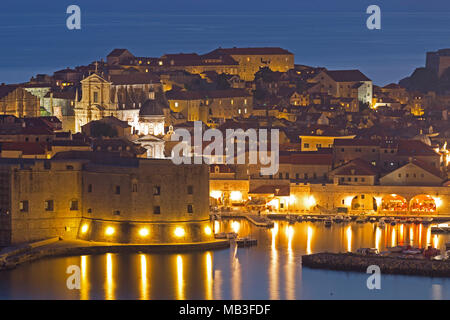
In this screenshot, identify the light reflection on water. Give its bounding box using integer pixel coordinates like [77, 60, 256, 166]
[0, 220, 450, 300]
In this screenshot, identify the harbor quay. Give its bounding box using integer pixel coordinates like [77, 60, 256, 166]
[210, 181, 450, 216]
[302, 252, 450, 277]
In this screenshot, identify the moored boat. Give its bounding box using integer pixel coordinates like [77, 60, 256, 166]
[236, 237, 257, 247]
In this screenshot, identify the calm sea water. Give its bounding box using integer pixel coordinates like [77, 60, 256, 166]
[0, 219, 449, 300]
[1, 11, 450, 85]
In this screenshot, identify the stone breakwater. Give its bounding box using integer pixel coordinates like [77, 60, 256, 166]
[302, 252, 450, 277]
[0, 239, 230, 271]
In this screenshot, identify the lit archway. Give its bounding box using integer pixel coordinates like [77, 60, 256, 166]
[351, 194, 377, 211]
[410, 195, 436, 214]
[381, 194, 408, 213]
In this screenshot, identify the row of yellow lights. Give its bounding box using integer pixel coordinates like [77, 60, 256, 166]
[81, 224, 212, 237]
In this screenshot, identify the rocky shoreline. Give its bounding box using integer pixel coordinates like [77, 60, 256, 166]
[302, 252, 450, 277]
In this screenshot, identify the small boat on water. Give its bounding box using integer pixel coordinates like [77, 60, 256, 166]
[378, 220, 386, 228]
[215, 232, 238, 239]
[324, 217, 332, 227]
[369, 217, 377, 223]
[403, 248, 422, 255]
[422, 217, 434, 225]
[356, 248, 379, 255]
[390, 219, 397, 226]
[236, 237, 257, 247]
[413, 218, 421, 224]
[333, 215, 344, 223]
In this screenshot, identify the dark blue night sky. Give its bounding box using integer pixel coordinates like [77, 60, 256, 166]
[1, 1, 450, 85]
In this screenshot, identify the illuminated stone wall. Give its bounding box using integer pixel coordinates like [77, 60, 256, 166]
[9, 160, 83, 244]
[3, 157, 211, 245]
[77, 218, 214, 244]
[0, 87, 40, 117]
[78, 159, 211, 243]
[230, 54, 294, 81]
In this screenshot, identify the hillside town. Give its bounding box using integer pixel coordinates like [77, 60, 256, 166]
[0, 46, 450, 246]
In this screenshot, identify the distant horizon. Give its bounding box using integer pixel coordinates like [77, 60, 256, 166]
[1, 7, 450, 85]
[0, 47, 432, 88]
[0, 44, 434, 87]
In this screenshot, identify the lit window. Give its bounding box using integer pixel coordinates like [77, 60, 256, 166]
[70, 200, 78, 211]
[20, 200, 29, 212]
[45, 200, 54, 211]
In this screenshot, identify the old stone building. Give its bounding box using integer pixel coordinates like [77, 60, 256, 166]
[166, 89, 253, 123]
[205, 47, 294, 81]
[0, 152, 211, 245]
[426, 48, 450, 77]
[0, 85, 40, 118]
[74, 72, 163, 133]
[312, 70, 373, 106]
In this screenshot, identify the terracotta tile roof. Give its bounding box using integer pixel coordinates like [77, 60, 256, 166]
[410, 159, 442, 178]
[249, 185, 290, 196]
[160, 53, 238, 67]
[166, 89, 251, 100]
[396, 140, 439, 156]
[109, 73, 160, 85]
[279, 152, 333, 165]
[325, 70, 371, 82]
[0, 142, 47, 155]
[334, 139, 380, 147]
[107, 49, 132, 57]
[209, 47, 293, 55]
[332, 158, 378, 176]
